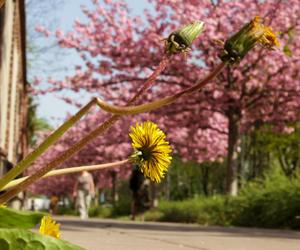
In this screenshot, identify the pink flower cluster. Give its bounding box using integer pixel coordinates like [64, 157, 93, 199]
[31, 0, 300, 195]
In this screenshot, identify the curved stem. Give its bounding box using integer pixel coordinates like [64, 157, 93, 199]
[1, 159, 129, 191]
[0, 56, 171, 204]
[95, 62, 226, 115]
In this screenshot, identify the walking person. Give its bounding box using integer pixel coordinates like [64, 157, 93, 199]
[73, 171, 95, 219]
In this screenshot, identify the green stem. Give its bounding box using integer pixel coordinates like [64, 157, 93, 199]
[0, 56, 171, 204]
[0, 98, 97, 191]
[95, 62, 226, 115]
[1, 159, 129, 191]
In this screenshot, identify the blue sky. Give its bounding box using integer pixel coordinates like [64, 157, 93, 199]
[29, 0, 152, 126]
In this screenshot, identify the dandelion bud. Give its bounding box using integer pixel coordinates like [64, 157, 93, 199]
[165, 21, 205, 54]
[220, 16, 280, 64]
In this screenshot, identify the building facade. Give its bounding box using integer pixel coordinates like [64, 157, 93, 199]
[0, 0, 28, 176]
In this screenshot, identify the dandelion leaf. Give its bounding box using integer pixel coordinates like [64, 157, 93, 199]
[0, 229, 83, 250]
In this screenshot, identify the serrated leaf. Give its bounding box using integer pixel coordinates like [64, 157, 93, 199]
[0, 207, 44, 229]
[0, 229, 84, 250]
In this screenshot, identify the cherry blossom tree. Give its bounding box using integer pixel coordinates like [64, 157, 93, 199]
[32, 0, 300, 195]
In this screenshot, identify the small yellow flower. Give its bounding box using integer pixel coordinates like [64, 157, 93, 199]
[0, 204, 6, 208]
[129, 121, 172, 183]
[220, 16, 280, 63]
[39, 215, 60, 239]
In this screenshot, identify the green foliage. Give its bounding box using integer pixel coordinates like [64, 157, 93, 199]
[56, 206, 78, 216]
[112, 198, 131, 216]
[28, 97, 52, 146]
[282, 26, 295, 57]
[239, 123, 300, 181]
[157, 199, 202, 223]
[89, 205, 111, 218]
[233, 169, 300, 228]
[163, 156, 225, 200]
[0, 207, 44, 229]
[111, 180, 132, 216]
[145, 170, 300, 229]
[146, 196, 234, 226]
[0, 207, 83, 249]
[0, 229, 83, 250]
[283, 44, 292, 56]
[144, 210, 163, 221]
[88, 180, 132, 218]
[269, 125, 300, 176]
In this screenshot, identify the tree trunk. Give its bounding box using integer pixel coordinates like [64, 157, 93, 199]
[110, 171, 118, 204]
[20, 86, 29, 160]
[150, 182, 158, 208]
[225, 112, 239, 196]
[165, 174, 170, 200]
[201, 165, 209, 196]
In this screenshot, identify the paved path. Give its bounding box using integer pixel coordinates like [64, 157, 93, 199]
[54, 216, 300, 250]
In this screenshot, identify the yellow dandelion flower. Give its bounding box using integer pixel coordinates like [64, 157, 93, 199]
[129, 121, 172, 183]
[39, 215, 60, 239]
[220, 16, 280, 63]
[250, 16, 280, 48]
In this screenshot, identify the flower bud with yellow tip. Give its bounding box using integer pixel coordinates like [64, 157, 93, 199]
[220, 16, 280, 64]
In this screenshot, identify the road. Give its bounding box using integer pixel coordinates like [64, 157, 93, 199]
[54, 216, 300, 250]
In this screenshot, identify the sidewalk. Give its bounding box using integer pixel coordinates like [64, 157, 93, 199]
[55, 216, 300, 250]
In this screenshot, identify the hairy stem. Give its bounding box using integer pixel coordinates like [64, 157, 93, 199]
[0, 99, 97, 191]
[0, 56, 170, 204]
[1, 159, 129, 191]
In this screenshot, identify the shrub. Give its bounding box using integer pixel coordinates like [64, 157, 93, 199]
[149, 196, 234, 226]
[232, 170, 300, 228]
[56, 206, 78, 216]
[145, 170, 300, 229]
[89, 205, 112, 218]
[111, 198, 131, 216]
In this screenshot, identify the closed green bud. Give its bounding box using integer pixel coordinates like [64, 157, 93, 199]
[165, 21, 205, 54]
